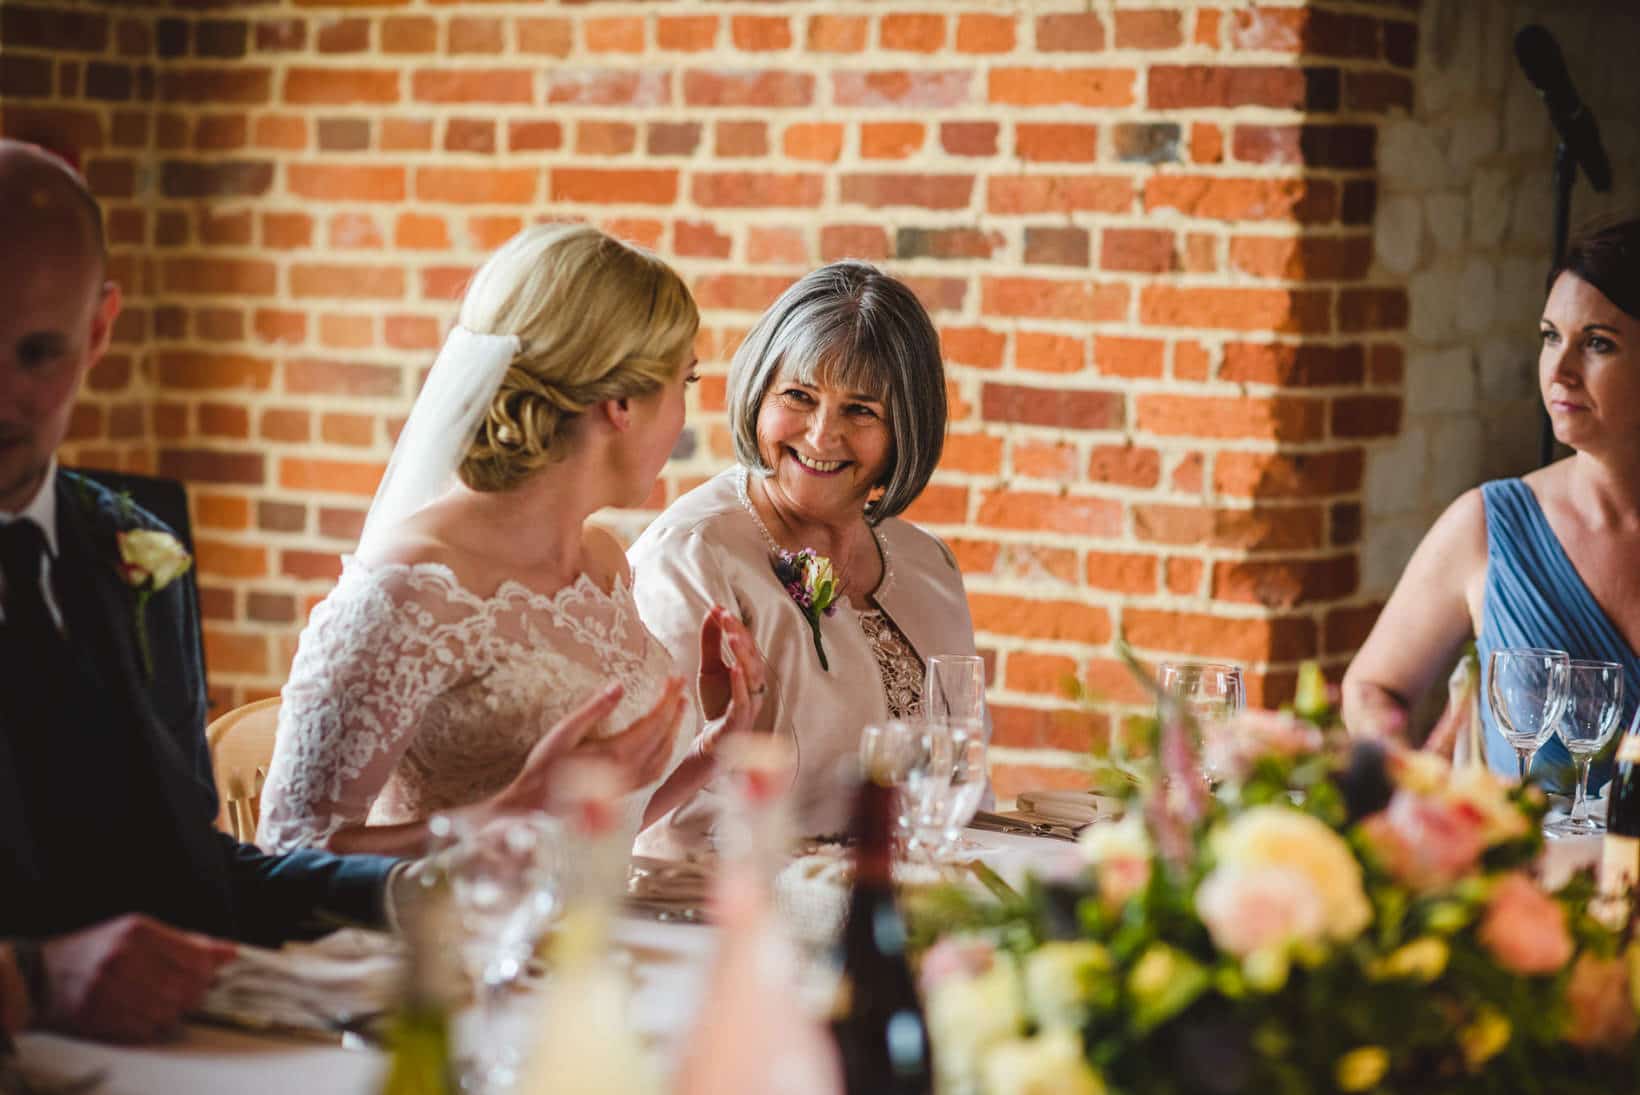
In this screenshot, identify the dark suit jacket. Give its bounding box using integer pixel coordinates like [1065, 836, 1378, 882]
[0, 471, 396, 946]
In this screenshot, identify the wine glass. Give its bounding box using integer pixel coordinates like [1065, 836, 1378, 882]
[1548, 659, 1623, 835]
[1487, 647, 1571, 782]
[430, 812, 562, 1094]
[1157, 662, 1246, 725]
[859, 720, 951, 856]
[924, 654, 987, 726]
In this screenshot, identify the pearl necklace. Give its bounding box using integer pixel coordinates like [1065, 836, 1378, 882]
[733, 467, 893, 603]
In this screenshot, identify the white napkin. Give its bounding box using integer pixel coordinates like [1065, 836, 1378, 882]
[199, 929, 405, 1035]
[1013, 789, 1121, 825]
[627, 856, 712, 905]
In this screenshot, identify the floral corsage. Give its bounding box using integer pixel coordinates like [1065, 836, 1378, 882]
[118, 529, 192, 678]
[772, 548, 839, 671]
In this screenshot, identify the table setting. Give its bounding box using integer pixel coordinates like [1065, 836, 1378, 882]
[11, 651, 1634, 1095]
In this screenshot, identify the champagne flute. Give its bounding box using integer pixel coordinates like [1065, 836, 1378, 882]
[923, 655, 989, 857]
[1487, 647, 1571, 782]
[1548, 659, 1623, 835]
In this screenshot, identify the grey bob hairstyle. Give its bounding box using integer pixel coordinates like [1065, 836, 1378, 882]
[725, 261, 946, 524]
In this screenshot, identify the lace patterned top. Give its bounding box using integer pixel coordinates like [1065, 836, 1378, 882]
[859, 610, 923, 719]
[256, 557, 690, 854]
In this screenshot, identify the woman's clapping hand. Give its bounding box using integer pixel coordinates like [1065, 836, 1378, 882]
[490, 678, 688, 817]
[696, 605, 768, 759]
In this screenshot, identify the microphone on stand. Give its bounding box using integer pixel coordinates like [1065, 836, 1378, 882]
[1514, 25, 1612, 193]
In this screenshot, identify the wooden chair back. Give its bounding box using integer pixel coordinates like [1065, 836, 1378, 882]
[206, 697, 281, 842]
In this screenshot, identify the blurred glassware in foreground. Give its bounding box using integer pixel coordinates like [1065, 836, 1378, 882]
[428, 811, 561, 1094]
[859, 720, 951, 857]
[378, 857, 460, 1095]
[675, 738, 843, 1095]
[517, 762, 658, 1095]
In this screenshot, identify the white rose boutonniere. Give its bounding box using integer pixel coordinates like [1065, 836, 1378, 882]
[117, 529, 192, 678]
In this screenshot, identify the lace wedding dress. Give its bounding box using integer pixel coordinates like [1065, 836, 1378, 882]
[256, 557, 690, 854]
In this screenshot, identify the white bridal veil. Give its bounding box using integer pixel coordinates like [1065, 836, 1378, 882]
[354, 326, 522, 559]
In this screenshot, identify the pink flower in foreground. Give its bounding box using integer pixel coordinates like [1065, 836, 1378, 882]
[1077, 815, 1152, 910]
[1202, 710, 1324, 781]
[920, 936, 997, 992]
[1196, 864, 1326, 958]
[1360, 790, 1489, 892]
[1563, 953, 1640, 1051]
[1477, 873, 1573, 976]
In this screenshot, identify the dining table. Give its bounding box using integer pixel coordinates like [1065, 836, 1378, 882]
[12, 830, 1603, 1095]
[13, 827, 1079, 1095]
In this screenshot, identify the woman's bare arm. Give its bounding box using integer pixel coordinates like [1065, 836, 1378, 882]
[1342, 488, 1489, 740]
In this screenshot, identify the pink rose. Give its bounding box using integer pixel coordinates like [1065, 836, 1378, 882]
[920, 936, 997, 992]
[1202, 710, 1324, 782]
[1477, 873, 1573, 975]
[1564, 953, 1640, 1051]
[1360, 790, 1489, 892]
[1098, 854, 1151, 910]
[1195, 864, 1326, 958]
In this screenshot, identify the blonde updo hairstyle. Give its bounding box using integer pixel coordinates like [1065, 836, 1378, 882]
[456, 223, 699, 492]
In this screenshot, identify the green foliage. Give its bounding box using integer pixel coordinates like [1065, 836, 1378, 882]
[915, 662, 1640, 1095]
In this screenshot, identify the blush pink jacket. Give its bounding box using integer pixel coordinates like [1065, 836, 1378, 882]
[629, 469, 979, 850]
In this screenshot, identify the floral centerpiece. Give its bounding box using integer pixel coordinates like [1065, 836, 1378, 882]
[914, 664, 1640, 1095]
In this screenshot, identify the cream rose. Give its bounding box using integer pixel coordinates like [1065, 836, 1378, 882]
[118, 529, 192, 590]
[1209, 806, 1371, 943]
[926, 954, 1024, 1091]
[1195, 863, 1326, 958]
[981, 1027, 1105, 1095]
[1022, 942, 1110, 1029]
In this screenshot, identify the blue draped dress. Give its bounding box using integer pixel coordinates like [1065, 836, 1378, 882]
[1477, 479, 1640, 791]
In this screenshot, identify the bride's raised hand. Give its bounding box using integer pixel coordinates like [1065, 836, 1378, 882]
[490, 677, 686, 815]
[696, 605, 768, 759]
[572, 675, 688, 794]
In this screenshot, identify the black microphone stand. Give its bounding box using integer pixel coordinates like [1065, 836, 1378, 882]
[1540, 142, 1575, 467]
[1515, 24, 1613, 467]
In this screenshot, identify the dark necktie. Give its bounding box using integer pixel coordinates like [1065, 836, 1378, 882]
[0, 519, 55, 640]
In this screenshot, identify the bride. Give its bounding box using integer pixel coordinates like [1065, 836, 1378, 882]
[257, 224, 765, 857]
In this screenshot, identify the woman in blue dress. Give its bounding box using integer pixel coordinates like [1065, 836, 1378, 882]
[1343, 218, 1640, 791]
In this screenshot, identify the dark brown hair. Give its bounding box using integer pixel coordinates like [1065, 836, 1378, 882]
[1551, 216, 1640, 320]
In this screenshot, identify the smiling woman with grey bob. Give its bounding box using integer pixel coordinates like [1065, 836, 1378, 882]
[630, 261, 983, 849]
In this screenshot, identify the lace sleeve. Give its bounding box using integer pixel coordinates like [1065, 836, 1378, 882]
[256, 560, 480, 852]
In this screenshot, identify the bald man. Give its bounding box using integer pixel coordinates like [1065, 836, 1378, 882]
[0, 140, 399, 1043]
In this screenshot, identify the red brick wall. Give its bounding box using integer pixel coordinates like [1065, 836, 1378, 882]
[2, 0, 1418, 797]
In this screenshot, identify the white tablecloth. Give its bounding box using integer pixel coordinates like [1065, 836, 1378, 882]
[14, 831, 1602, 1094]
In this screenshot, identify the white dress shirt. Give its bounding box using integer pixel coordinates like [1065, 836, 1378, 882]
[0, 459, 64, 629]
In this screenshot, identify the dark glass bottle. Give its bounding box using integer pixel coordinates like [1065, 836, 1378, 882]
[1600, 716, 1640, 922]
[830, 779, 934, 1095]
